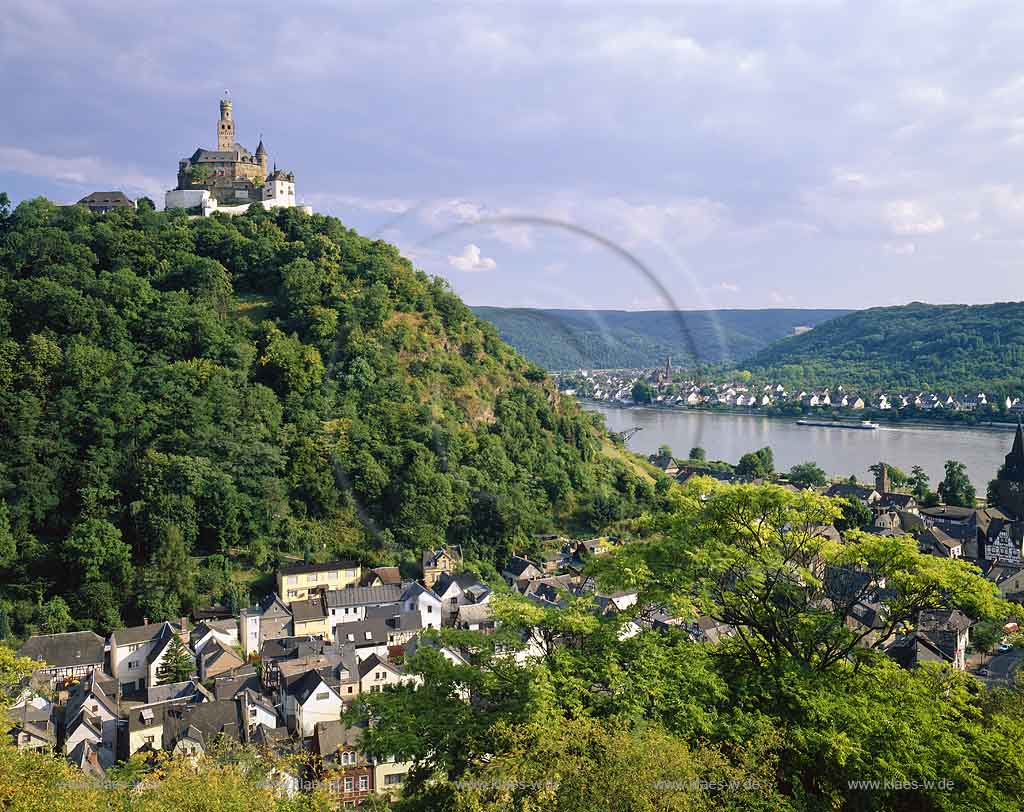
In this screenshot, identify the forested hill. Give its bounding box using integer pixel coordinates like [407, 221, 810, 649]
[471, 306, 849, 369]
[745, 301, 1024, 393]
[0, 197, 658, 638]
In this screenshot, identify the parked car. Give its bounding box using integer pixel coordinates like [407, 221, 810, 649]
[998, 643, 1013, 653]
[978, 667, 991, 677]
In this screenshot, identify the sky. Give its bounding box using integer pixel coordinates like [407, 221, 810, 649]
[3, 1, 1024, 311]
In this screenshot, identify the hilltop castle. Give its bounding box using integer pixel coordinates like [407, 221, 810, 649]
[165, 96, 310, 216]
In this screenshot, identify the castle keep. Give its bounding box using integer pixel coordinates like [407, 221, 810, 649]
[165, 96, 308, 216]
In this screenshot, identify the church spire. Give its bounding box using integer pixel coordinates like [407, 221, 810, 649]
[1012, 416, 1024, 461]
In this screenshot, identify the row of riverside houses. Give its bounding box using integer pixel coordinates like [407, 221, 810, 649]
[566, 368, 1024, 413]
[500, 519, 987, 672]
[10, 508, 1008, 789]
[670, 425, 1024, 667]
[8, 554, 498, 804]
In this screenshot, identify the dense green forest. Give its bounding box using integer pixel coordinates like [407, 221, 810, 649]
[472, 307, 848, 370]
[744, 301, 1024, 394]
[0, 195, 661, 640]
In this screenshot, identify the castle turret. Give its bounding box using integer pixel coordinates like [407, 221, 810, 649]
[218, 97, 235, 150]
[255, 139, 268, 175]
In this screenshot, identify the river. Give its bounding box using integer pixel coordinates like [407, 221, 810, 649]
[586, 403, 1016, 489]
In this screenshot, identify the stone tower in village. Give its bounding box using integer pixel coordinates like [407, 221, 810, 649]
[992, 419, 1024, 518]
[218, 97, 235, 150]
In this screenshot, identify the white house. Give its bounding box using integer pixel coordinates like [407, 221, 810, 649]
[324, 583, 405, 627]
[109, 620, 187, 692]
[356, 654, 421, 694]
[400, 583, 442, 630]
[285, 671, 344, 738]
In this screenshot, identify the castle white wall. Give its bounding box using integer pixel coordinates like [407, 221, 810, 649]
[164, 189, 210, 210]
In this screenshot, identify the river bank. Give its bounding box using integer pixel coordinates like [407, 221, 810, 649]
[584, 402, 1013, 489]
[580, 398, 1020, 434]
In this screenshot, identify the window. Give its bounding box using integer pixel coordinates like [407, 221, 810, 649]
[384, 773, 404, 786]
[450, 597, 458, 606]
[347, 686, 353, 693]
[316, 692, 329, 701]
[308, 574, 317, 583]
[144, 736, 154, 744]
[328, 571, 338, 580]
[287, 576, 297, 585]
[427, 606, 433, 614]
[344, 777, 353, 792]
[287, 590, 297, 599]
[358, 776, 368, 791]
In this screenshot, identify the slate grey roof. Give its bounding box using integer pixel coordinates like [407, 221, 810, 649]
[284, 670, 335, 704]
[919, 609, 972, 633]
[18, 631, 105, 669]
[314, 719, 367, 760]
[254, 593, 291, 618]
[279, 560, 358, 576]
[886, 633, 951, 668]
[213, 670, 260, 701]
[356, 652, 402, 680]
[67, 739, 110, 777]
[110, 621, 176, 648]
[503, 555, 541, 578]
[400, 582, 441, 603]
[433, 572, 488, 597]
[291, 597, 326, 623]
[919, 505, 976, 521]
[260, 636, 330, 662]
[78, 191, 133, 207]
[164, 700, 243, 748]
[145, 680, 205, 706]
[921, 527, 960, 556]
[333, 606, 422, 648]
[9, 704, 53, 743]
[66, 671, 118, 720]
[324, 584, 405, 609]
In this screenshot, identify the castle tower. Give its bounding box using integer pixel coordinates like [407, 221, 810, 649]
[218, 97, 235, 150]
[255, 139, 268, 176]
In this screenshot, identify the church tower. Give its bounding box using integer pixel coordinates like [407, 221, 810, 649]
[218, 97, 235, 150]
[992, 418, 1024, 518]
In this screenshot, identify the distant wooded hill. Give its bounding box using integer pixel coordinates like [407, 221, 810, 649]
[471, 307, 850, 369]
[745, 301, 1024, 394]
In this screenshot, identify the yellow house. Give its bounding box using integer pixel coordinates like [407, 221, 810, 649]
[277, 561, 361, 604]
[291, 596, 330, 639]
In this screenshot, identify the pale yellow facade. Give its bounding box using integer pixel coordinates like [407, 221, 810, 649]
[277, 564, 362, 604]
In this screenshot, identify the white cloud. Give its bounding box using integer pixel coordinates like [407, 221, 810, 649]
[883, 241, 917, 256]
[425, 198, 486, 226]
[308, 193, 413, 214]
[448, 243, 497, 272]
[0, 145, 165, 200]
[884, 200, 945, 236]
[719, 281, 740, 293]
